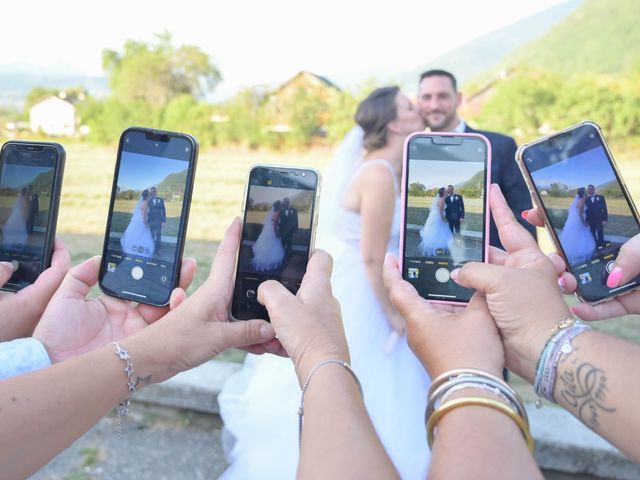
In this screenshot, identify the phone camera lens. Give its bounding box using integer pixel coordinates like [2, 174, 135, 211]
[301, 172, 306, 177]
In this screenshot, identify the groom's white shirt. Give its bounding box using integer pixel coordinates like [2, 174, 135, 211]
[452, 120, 466, 133]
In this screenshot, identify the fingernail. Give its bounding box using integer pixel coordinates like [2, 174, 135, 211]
[450, 268, 460, 280]
[0, 261, 16, 271]
[521, 210, 529, 219]
[260, 324, 274, 340]
[558, 276, 567, 290]
[607, 267, 623, 288]
[569, 306, 577, 316]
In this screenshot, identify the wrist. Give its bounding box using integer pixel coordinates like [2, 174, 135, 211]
[295, 348, 351, 388]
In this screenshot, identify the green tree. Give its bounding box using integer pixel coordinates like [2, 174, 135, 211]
[409, 181, 428, 197]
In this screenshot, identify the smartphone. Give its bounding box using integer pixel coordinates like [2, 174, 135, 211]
[517, 121, 640, 304]
[400, 132, 491, 305]
[0, 141, 65, 292]
[99, 127, 198, 306]
[231, 165, 321, 320]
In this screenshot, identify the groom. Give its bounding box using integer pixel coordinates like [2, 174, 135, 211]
[445, 185, 465, 235]
[585, 184, 608, 248]
[148, 187, 166, 254]
[279, 197, 298, 258]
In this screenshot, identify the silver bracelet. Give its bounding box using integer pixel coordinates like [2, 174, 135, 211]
[298, 359, 363, 448]
[113, 342, 136, 434]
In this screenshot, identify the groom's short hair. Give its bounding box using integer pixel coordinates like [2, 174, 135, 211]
[419, 69, 458, 92]
[588, 184, 595, 189]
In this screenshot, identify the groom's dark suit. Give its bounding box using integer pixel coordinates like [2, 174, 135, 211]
[445, 194, 465, 234]
[27, 193, 39, 234]
[585, 194, 608, 248]
[464, 125, 536, 249]
[279, 207, 298, 256]
[148, 197, 167, 253]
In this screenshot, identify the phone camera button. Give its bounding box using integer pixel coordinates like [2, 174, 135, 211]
[160, 275, 168, 283]
[246, 289, 256, 299]
[435, 267, 450, 283]
[131, 266, 144, 280]
[605, 261, 615, 274]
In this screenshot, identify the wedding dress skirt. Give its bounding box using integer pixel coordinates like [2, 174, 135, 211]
[2, 196, 28, 249]
[251, 211, 285, 272]
[559, 200, 596, 265]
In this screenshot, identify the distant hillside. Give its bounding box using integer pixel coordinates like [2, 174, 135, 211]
[396, 0, 582, 90]
[485, 0, 640, 78]
[156, 169, 188, 197]
[456, 169, 485, 195]
[24, 170, 55, 194]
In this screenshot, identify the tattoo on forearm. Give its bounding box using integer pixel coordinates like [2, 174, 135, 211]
[558, 357, 615, 430]
[134, 374, 152, 388]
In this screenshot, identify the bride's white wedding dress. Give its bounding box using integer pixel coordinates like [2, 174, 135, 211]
[419, 195, 453, 256]
[559, 195, 596, 265]
[2, 194, 28, 249]
[120, 198, 155, 258]
[251, 208, 285, 272]
[219, 159, 431, 480]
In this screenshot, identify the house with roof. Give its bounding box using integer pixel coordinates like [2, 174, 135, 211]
[29, 95, 77, 136]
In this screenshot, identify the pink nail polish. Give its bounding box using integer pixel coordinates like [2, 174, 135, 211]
[558, 276, 567, 289]
[607, 267, 623, 288]
[521, 210, 529, 220]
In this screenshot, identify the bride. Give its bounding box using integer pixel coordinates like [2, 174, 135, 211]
[2, 188, 29, 250]
[559, 187, 596, 265]
[219, 87, 431, 479]
[419, 187, 453, 256]
[251, 200, 285, 272]
[120, 189, 155, 258]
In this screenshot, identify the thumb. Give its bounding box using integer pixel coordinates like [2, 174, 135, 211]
[607, 234, 640, 288]
[450, 262, 502, 294]
[0, 261, 17, 287]
[213, 319, 275, 351]
[55, 256, 101, 301]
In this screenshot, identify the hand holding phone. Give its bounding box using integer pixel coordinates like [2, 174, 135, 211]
[400, 133, 491, 305]
[231, 165, 320, 321]
[99, 128, 198, 307]
[517, 121, 640, 304]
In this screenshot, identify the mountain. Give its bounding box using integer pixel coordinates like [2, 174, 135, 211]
[156, 169, 188, 197]
[484, 0, 640, 78]
[0, 64, 108, 109]
[455, 169, 485, 194]
[24, 170, 55, 194]
[393, 0, 583, 90]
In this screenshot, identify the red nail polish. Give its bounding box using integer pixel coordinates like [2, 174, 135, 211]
[521, 210, 529, 219]
[607, 267, 623, 288]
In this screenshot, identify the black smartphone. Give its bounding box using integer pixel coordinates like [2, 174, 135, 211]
[99, 127, 198, 306]
[231, 165, 321, 320]
[0, 141, 65, 292]
[400, 132, 491, 305]
[517, 121, 640, 304]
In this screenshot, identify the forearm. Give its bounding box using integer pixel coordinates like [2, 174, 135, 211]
[0, 338, 164, 478]
[551, 331, 640, 460]
[298, 364, 398, 479]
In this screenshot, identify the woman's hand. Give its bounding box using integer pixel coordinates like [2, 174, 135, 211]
[257, 250, 350, 385]
[450, 185, 572, 382]
[0, 238, 71, 342]
[524, 207, 640, 320]
[383, 254, 504, 378]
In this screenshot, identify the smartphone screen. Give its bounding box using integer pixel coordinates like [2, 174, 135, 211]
[231, 166, 319, 320]
[522, 122, 640, 303]
[99, 128, 197, 306]
[401, 134, 489, 303]
[0, 142, 63, 291]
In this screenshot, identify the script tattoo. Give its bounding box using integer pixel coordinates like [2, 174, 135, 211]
[559, 361, 615, 430]
[134, 374, 152, 388]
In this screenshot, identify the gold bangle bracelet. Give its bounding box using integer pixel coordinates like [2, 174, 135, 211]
[427, 396, 535, 453]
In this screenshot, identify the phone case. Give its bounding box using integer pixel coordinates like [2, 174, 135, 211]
[399, 131, 492, 306]
[230, 164, 322, 321]
[0, 141, 65, 293]
[515, 120, 640, 305]
[98, 127, 199, 307]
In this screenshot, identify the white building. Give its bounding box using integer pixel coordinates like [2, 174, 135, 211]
[29, 96, 76, 136]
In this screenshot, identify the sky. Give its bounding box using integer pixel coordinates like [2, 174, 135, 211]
[409, 159, 484, 188]
[118, 152, 187, 190]
[0, 0, 568, 97]
[1, 165, 51, 189]
[531, 146, 617, 188]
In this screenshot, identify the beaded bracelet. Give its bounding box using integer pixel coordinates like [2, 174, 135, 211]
[297, 359, 363, 448]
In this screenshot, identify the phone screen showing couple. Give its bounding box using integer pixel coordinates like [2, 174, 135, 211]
[402, 134, 488, 303]
[523, 123, 640, 303]
[232, 166, 318, 321]
[0, 143, 62, 291]
[99, 129, 197, 306]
